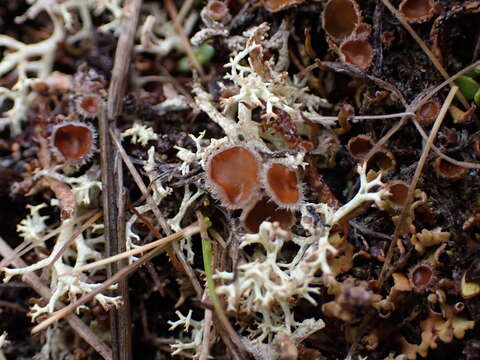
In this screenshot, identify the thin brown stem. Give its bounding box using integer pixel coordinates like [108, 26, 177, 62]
[32, 242, 165, 335]
[380, 0, 471, 110]
[102, 0, 143, 358]
[110, 129, 203, 298]
[164, 0, 203, 75]
[377, 86, 458, 288]
[60, 222, 201, 276]
[40, 211, 102, 280]
[0, 237, 112, 360]
[0, 210, 95, 269]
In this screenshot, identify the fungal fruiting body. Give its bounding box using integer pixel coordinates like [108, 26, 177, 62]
[399, 0, 435, 23]
[264, 162, 302, 208]
[206, 145, 261, 208]
[51, 121, 96, 165]
[75, 94, 102, 118]
[367, 148, 396, 173]
[205, 0, 230, 22]
[339, 38, 374, 71]
[416, 100, 440, 127]
[433, 158, 468, 181]
[409, 262, 437, 292]
[348, 135, 374, 161]
[323, 0, 361, 41]
[261, 0, 305, 12]
[354, 23, 372, 40]
[241, 197, 294, 233]
[386, 180, 409, 209]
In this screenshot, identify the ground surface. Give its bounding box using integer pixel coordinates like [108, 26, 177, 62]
[0, 0, 479, 359]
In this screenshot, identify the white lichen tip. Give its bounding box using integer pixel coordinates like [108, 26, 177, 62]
[122, 123, 159, 146]
[168, 310, 205, 358]
[135, 6, 198, 57]
[17, 203, 49, 243]
[0, 331, 8, 349]
[213, 163, 388, 345]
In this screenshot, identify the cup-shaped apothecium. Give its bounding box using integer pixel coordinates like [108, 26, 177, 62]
[348, 135, 374, 161]
[206, 145, 262, 208]
[261, 0, 305, 13]
[323, 0, 361, 41]
[416, 100, 440, 127]
[241, 197, 295, 233]
[263, 162, 302, 209]
[75, 94, 102, 118]
[386, 180, 409, 209]
[399, 0, 435, 24]
[340, 38, 374, 71]
[433, 158, 468, 181]
[409, 262, 437, 292]
[51, 121, 96, 165]
[367, 148, 396, 174]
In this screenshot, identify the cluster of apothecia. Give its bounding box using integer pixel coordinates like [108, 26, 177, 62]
[205, 144, 303, 233]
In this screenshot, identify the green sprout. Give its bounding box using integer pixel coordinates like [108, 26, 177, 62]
[177, 43, 215, 73]
[455, 67, 480, 106]
[200, 217, 223, 314]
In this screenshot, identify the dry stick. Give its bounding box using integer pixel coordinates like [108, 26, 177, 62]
[33, 223, 201, 335]
[0, 237, 113, 360]
[129, 205, 187, 278]
[164, 0, 203, 75]
[365, 116, 409, 160]
[380, 0, 471, 110]
[365, 59, 480, 163]
[378, 86, 458, 288]
[412, 119, 480, 169]
[40, 211, 103, 280]
[109, 129, 204, 298]
[0, 300, 27, 313]
[0, 210, 96, 269]
[103, 0, 142, 359]
[177, 0, 196, 23]
[32, 240, 166, 334]
[199, 307, 213, 360]
[347, 87, 458, 360]
[307, 112, 415, 123]
[61, 222, 201, 276]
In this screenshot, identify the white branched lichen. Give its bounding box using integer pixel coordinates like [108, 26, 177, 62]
[0, 0, 123, 135]
[0, 332, 8, 349]
[122, 123, 158, 146]
[0, 13, 63, 134]
[33, 327, 74, 360]
[215, 164, 387, 344]
[17, 203, 49, 243]
[168, 310, 205, 359]
[3, 216, 121, 320]
[135, 4, 198, 57]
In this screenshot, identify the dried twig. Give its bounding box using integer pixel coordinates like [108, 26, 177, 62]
[61, 222, 201, 276]
[164, 0, 203, 75]
[199, 306, 213, 360]
[0, 210, 96, 269]
[0, 237, 113, 360]
[412, 119, 480, 169]
[110, 129, 203, 298]
[378, 86, 459, 287]
[365, 59, 480, 163]
[32, 243, 161, 334]
[0, 300, 27, 313]
[102, 0, 143, 358]
[41, 211, 102, 280]
[31, 219, 204, 335]
[380, 0, 472, 110]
